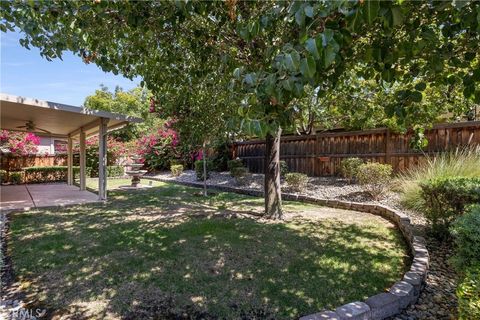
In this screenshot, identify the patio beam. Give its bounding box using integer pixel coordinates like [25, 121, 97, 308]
[79, 129, 86, 191]
[98, 117, 109, 200]
[67, 136, 73, 185]
[68, 118, 101, 137]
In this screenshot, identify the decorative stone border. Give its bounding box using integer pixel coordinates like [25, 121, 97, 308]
[144, 177, 429, 320]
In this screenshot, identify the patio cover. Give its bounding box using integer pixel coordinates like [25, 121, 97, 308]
[0, 93, 143, 200]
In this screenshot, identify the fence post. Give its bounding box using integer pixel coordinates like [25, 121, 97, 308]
[385, 128, 391, 165]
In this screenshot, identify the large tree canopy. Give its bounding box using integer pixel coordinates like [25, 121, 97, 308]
[84, 85, 165, 141]
[1, 0, 479, 218]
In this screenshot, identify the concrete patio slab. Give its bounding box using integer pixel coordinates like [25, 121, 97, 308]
[0, 184, 34, 211]
[0, 183, 100, 212]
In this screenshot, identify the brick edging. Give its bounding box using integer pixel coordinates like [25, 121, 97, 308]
[144, 176, 429, 320]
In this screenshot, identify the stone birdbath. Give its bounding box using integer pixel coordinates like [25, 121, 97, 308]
[120, 155, 150, 189]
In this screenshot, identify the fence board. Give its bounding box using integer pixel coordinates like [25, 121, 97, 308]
[233, 121, 480, 176]
[1, 155, 67, 173]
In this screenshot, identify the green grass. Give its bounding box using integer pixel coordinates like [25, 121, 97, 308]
[10, 179, 409, 319]
[397, 146, 480, 212]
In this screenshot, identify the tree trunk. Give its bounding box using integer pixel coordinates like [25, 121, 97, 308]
[264, 128, 283, 219]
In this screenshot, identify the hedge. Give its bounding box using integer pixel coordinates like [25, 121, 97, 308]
[9, 171, 24, 184]
[22, 165, 124, 183]
[24, 166, 69, 183]
[420, 177, 480, 237]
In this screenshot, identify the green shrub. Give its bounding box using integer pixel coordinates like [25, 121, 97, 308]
[0, 169, 6, 183]
[285, 172, 308, 192]
[106, 165, 124, 177]
[450, 205, 480, 269]
[23, 165, 122, 183]
[340, 157, 363, 183]
[398, 146, 480, 212]
[73, 167, 93, 179]
[421, 177, 480, 237]
[170, 164, 184, 177]
[210, 139, 231, 171]
[24, 166, 68, 183]
[9, 171, 24, 184]
[357, 162, 393, 200]
[194, 160, 213, 180]
[231, 166, 249, 185]
[280, 160, 289, 178]
[227, 159, 244, 173]
[457, 265, 480, 320]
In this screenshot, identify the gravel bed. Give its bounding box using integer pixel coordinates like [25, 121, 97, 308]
[150, 170, 427, 230]
[150, 170, 458, 320]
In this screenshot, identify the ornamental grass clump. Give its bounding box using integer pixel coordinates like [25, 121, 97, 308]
[170, 164, 184, 177]
[357, 162, 393, 200]
[398, 146, 480, 212]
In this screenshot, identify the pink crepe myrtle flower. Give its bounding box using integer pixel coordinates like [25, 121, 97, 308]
[0, 130, 40, 155]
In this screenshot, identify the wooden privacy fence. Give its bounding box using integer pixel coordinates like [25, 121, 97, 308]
[0, 155, 67, 172]
[233, 121, 480, 176]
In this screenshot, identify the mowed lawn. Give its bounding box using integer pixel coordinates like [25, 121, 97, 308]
[10, 179, 409, 319]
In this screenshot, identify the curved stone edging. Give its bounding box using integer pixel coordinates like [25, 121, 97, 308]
[144, 176, 429, 320]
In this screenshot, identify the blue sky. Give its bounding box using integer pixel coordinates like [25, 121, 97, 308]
[1, 30, 140, 106]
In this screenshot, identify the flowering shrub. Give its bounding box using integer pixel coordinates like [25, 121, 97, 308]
[137, 125, 179, 171]
[0, 130, 40, 155]
[73, 136, 131, 176]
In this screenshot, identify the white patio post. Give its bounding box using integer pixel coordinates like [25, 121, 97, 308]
[98, 117, 109, 200]
[67, 136, 73, 185]
[79, 129, 86, 191]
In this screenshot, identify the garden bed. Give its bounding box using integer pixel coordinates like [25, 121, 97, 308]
[149, 171, 459, 320]
[3, 180, 409, 319]
[150, 170, 427, 231]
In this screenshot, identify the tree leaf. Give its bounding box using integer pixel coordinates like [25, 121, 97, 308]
[295, 8, 305, 26]
[304, 5, 314, 18]
[410, 91, 423, 102]
[233, 67, 243, 79]
[382, 69, 394, 82]
[290, 50, 300, 69]
[324, 45, 336, 68]
[363, 0, 380, 24]
[347, 9, 363, 32]
[244, 73, 255, 85]
[300, 57, 316, 78]
[391, 7, 404, 26]
[282, 78, 294, 91]
[305, 38, 320, 59]
[415, 82, 426, 91]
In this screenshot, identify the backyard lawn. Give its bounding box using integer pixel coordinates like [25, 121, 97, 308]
[10, 179, 409, 319]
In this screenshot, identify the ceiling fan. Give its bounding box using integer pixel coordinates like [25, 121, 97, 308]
[16, 120, 51, 134]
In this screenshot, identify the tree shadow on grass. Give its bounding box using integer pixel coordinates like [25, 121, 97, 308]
[8, 186, 409, 320]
